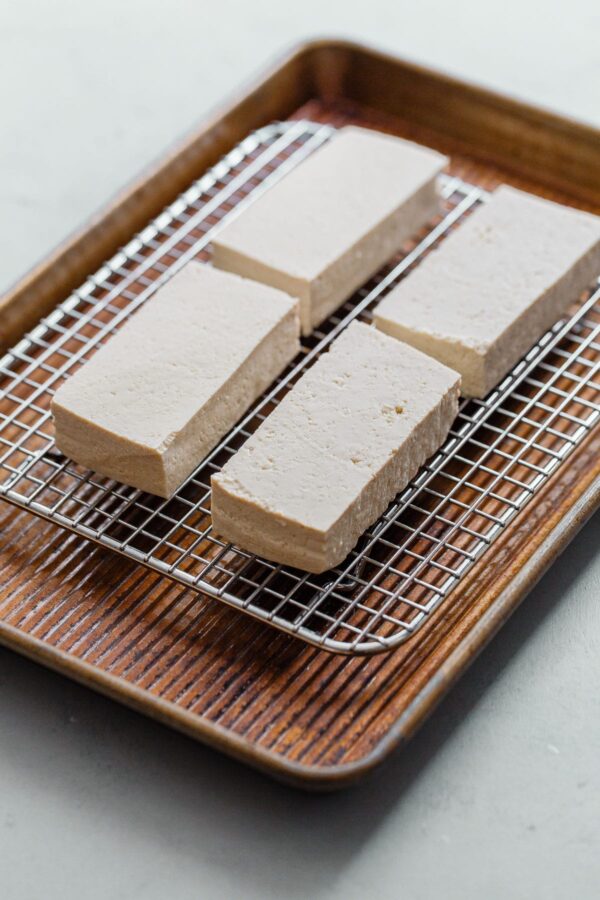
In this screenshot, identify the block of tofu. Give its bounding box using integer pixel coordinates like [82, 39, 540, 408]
[374, 185, 600, 397]
[51, 263, 300, 498]
[212, 126, 447, 335]
[211, 322, 460, 574]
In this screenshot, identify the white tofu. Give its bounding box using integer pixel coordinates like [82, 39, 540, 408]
[212, 126, 447, 335]
[52, 263, 300, 498]
[374, 185, 600, 397]
[211, 322, 460, 574]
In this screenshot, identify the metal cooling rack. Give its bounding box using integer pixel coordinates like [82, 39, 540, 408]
[1, 120, 599, 656]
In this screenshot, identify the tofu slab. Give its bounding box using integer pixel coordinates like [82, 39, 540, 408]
[374, 185, 600, 397]
[212, 126, 447, 335]
[211, 322, 460, 574]
[52, 263, 300, 497]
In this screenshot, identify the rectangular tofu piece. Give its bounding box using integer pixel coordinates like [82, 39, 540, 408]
[212, 126, 447, 335]
[374, 185, 600, 397]
[52, 263, 300, 498]
[211, 322, 460, 574]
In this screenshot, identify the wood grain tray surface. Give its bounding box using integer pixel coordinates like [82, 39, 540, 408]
[1, 42, 599, 787]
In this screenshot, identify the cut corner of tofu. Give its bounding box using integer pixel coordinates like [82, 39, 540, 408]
[373, 313, 467, 391]
[372, 307, 487, 398]
[212, 244, 310, 334]
[211, 473, 348, 574]
[336, 124, 449, 168]
[52, 401, 171, 497]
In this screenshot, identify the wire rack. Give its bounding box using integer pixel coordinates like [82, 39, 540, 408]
[1, 120, 599, 656]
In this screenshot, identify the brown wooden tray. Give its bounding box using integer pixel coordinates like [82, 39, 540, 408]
[1, 40, 599, 788]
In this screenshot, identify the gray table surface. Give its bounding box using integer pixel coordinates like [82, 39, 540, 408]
[1, 2, 599, 898]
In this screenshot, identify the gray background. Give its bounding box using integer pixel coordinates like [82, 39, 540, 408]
[1, 2, 599, 898]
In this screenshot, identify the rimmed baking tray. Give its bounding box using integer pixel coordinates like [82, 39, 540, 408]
[0, 40, 599, 787]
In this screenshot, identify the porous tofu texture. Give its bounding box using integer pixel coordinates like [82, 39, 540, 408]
[211, 322, 460, 573]
[213, 126, 447, 335]
[52, 263, 300, 497]
[374, 185, 600, 397]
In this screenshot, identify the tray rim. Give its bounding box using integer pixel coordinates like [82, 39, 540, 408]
[1, 461, 598, 790]
[3, 36, 600, 347]
[1, 37, 600, 788]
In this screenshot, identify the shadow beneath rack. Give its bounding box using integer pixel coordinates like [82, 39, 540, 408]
[0, 511, 598, 897]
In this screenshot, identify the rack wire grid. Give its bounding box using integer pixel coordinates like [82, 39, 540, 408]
[1, 120, 599, 656]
